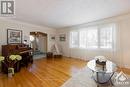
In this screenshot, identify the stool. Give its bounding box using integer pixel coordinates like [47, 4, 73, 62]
[47, 52, 53, 58]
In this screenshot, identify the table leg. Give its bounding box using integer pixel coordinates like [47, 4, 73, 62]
[108, 72, 115, 86]
[94, 72, 115, 84]
[96, 72, 99, 82]
[96, 72, 101, 87]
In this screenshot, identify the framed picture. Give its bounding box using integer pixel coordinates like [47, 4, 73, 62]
[7, 29, 22, 44]
[59, 34, 66, 41]
[50, 34, 55, 41]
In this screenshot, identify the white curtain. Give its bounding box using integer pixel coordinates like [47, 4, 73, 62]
[69, 23, 122, 67]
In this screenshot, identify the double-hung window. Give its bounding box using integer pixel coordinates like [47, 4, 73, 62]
[99, 25, 114, 49]
[79, 30, 87, 48]
[70, 31, 79, 48]
[86, 27, 98, 49]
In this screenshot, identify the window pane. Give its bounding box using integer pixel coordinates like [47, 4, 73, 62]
[79, 30, 87, 48]
[86, 28, 98, 48]
[70, 31, 79, 48]
[100, 25, 113, 48]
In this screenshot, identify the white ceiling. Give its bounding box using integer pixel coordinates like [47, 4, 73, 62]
[12, 0, 130, 29]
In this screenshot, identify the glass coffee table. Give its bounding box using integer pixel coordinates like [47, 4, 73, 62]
[87, 59, 117, 84]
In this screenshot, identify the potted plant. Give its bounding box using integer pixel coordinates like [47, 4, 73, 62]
[4, 55, 22, 77]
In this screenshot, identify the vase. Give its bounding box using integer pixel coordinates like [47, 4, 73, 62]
[8, 68, 14, 78]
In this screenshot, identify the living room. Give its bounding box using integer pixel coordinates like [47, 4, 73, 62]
[0, 0, 130, 87]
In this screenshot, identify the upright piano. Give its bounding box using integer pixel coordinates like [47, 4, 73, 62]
[2, 44, 33, 72]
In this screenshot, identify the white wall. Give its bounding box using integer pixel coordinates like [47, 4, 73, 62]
[57, 13, 130, 69]
[0, 19, 56, 54]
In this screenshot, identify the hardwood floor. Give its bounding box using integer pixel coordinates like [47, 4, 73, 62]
[0, 57, 87, 87]
[0, 57, 130, 87]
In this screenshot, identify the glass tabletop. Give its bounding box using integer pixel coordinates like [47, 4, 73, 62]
[87, 59, 117, 73]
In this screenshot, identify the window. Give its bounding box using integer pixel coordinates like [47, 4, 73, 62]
[86, 27, 98, 48]
[79, 30, 87, 48]
[70, 31, 79, 48]
[70, 24, 115, 49]
[99, 25, 114, 49]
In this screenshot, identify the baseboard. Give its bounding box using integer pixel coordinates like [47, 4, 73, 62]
[63, 56, 89, 62]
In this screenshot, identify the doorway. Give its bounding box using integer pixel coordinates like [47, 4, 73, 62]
[30, 32, 47, 59]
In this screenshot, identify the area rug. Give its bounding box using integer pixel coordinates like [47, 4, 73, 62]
[61, 66, 130, 87]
